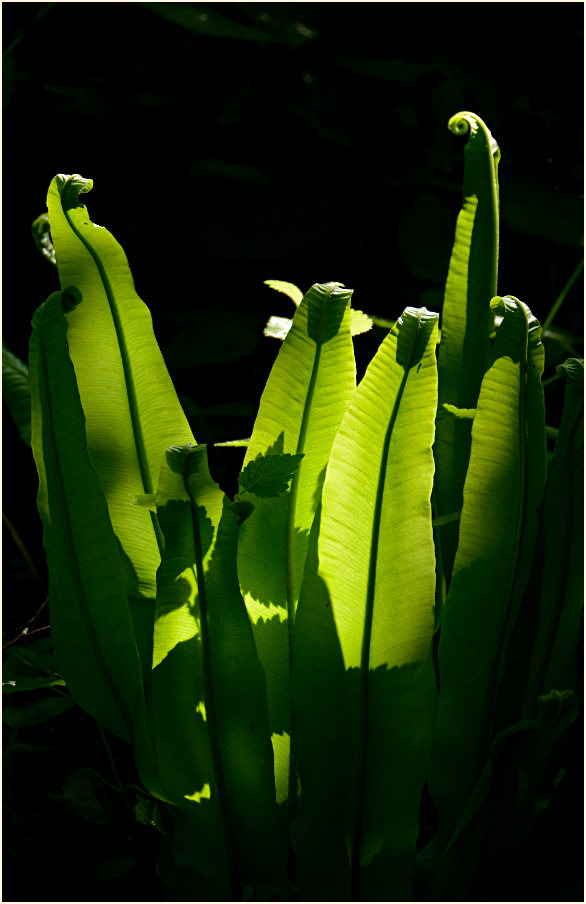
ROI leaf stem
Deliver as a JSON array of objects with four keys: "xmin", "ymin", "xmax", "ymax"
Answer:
[
  {"xmin": 351, "ymin": 366, "xmax": 410, "ymax": 901},
  {"xmin": 3, "ymin": 511, "xmax": 40, "ymax": 580},
  {"xmin": 182, "ymin": 455, "xmax": 240, "ymax": 900},
  {"xmin": 542, "ymin": 258, "xmax": 584, "ymax": 333},
  {"xmin": 97, "ymin": 722, "xmax": 134, "ymax": 811}
]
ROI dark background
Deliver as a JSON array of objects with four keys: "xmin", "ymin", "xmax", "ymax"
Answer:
[{"xmin": 3, "ymin": 3, "xmax": 583, "ymax": 901}]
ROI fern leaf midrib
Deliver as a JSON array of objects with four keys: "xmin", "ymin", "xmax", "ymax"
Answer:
[
  {"xmin": 62, "ymin": 192, "xmax": 164, "ymax": 555},
  {"xmin": 182, "ymin": 461, "xmax": 239, "ymax": 898},
  {"xmin": 284, "ymin": 285, "xmax": 336, "ymax": 866},
  {"xmin": 350, "ymin": 319, "xmax": 422, "ymax": 900}
]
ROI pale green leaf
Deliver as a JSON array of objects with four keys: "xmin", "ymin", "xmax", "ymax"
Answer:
[
  {"xmin": 293, "ymin": 307, "xmax": 439, "ymax": 900},
  {"xmin": 434, "ymin": 112, "xmax": 500, "ymax": 583},
  {"xmin": 46, "ymin": 174, "xmax": 195, "ymax": 613},
  {"xmin": 263, "ymin": 316, "xmax": 292, "ymax": 340},
  {"xmin": 46, "ymin": 174, "xmax": 195, "ymax": 685},
  {"xmin": 237, "ymin": 281, "xmax": 356, "ymax": 825},
  {"xmin": 349, "ymin": 307, "xmax": 373, "ymax": 336},
  {"xmin": 264, "ymin": 308, "xmax": 373, "ymax": 341},
  {"xmin": 264, "ymin": 280, "xmax": 304, "ymax": 307}
]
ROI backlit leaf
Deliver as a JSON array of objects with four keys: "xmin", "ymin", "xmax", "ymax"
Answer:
[
  {"xmin": 428, "ymin": 295, "xmax": 547, "ymax": 855},
  {"xmin": 293, "ymin": 306, "xmax": 439, "ymax": 900},
  {"xmin": 434, "ymin": 112, "xmax": 500, "ymax": 584}
]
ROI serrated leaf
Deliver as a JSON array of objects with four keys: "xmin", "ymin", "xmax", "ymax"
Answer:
[
  {"xmin": 229, "ymin": 499, "xmax": 255, "ymax": 525},
  {"xmin": 264, "ymin": 280, "xmax": 304, "ymax": 307},
  {"xmin": 349, "ymin": 308, "xmax": 373, "ymax": 336},
  {"xmin": 239, "ymin": 453, "xmax": 304, "ymax": 498},
  {"xmin": 264, "ymin": 308, "xmax": 372, "ymax": 342},
  {"xmin": 263, "ymin": 316, "xmax": 293, "ymax": 340}
]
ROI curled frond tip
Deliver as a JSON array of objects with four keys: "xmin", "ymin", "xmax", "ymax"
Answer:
[{"xmin": 448, "ymin": 111, "xmax": 478, "ymax": 138}]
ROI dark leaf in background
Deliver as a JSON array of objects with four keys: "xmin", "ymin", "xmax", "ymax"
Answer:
[
  {"xmin": 59, "ymin": 767, "xmax": 112, "ymax": 827},
  {"xmin": 97, "ymin": 857, "xmax": 139, "ymax": 881},
  {"xmin": 163, "ymin": 307, "xmax": 261, "ymax": 367},
  {"xmin": 399, "ymin": 193, "xmax": 456, "ymax": 283},
  {"xmin": 501, "ymin": 176, "xmax": 583, "ymax": 246},
  {"xmin": 3, "ymin": 693, "xmax": 75, "ymax": 728},
  {"xmin": 198, "ymin": 179, "xmax": 348, "ymax": 262}
]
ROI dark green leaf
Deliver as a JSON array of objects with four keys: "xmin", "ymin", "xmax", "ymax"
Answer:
[
  {"xmin": 239, "ymin": 453, "xmax": 304, "ymax": 498},
  {"xmin": 97, "ymin": 858, "xmax": 138, "ymax": 880},
  {"xmin": 3, "ymin": 693, "xmax": 74, "ymax": 727},
  {"xmin": 2, "ymin": 342, "xmax": 31, "ymax": 445},
  {"xmin": 428, "ymin": 296, "xmax": 547, "ymax": 855},
  {"xmin": 142, "ymin": 3, "xmax": 274, "ymax": 42}
]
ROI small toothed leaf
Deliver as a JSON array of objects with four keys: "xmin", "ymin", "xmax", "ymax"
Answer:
[
  {"xmin": 265, "ymin": 308, "xmax": 372, "ymax": 342},
  {"xmin": 263, "ymin": 316, "xmax": 293, "ymax": 340},
  {"xmin": 239, "ymin": 452, "xmax": 304, "ymax": 499},
  {"xmin": 264, "ymin": 280, "xmax": 304, "ymax": 307},
  {"xmin": 350, "ymin": 308, "xmax": 373, "ymax": 336},
  {"xmin": 229, "ymin": 499, "xmax": 256, "ymax": 525}
]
